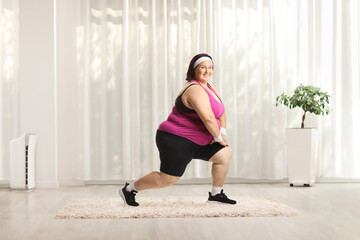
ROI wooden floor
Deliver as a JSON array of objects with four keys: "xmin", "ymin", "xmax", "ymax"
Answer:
[{"xmin": 1, "ymin": 183, "xmax": 360, "ymax": 240}]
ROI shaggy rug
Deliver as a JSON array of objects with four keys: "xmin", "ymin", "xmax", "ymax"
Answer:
[{"xmin": 55, "ymin": 196, "xmax": 298, "ymax": 219}]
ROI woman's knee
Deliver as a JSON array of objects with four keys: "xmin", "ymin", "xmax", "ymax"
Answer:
[
  {"xmin": 210, "ymin": 147, "xmax": 232, "ymax": 164},
  {"xmin": 225, "ymin": 147, "xmax": 232, "ymax": 159},
  {"xmin": 222, "ymin": 147, "xmax": 232, "ymax": 163}
]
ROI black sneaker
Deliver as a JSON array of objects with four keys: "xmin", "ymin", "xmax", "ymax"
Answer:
[
  {"xmin": 119, "ymin": 182, "xmax": 139, "ymax": 207},
  {"xmin": 207, "ymin": 190, "xmax": 237, "ymax": 205}
]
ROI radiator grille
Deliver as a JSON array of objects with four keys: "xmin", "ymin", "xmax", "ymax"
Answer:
[{"xmin": 25, "ymin": 145, "xmax": 28, "ymax": 186}]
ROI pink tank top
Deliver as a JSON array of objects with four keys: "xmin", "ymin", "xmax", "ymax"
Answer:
[{"xmin": 158, "ymin": 80, "xmax": 225, "ymax": 145}]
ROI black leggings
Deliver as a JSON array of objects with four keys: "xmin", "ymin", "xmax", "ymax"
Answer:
[{"xmin": 156, "ymin": 130, "xmax": 226, "ymax": 177}]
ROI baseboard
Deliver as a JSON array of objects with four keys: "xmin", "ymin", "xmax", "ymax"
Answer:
[
  {"xmin": 316, "ymin": 178, "xmax": 360, "ymax": 183},
  {"xmin": 36, "ymin": 180, "xmax": 59, "ymax": 188},
  {"xmin": 1, "ymin": 179, "xmax": 59, "ymax": 188},
  {"xmin": 3, "ymin": 178, "xmax": 360, "ymax": 188},
  {"xmin": 84, "ymin": 177, "xmax": 360, "ymax": 185},
  {"xmin": 0, "ymin": 180, "xmax": 10, "ymax": 189},
  {"xmin": 85, "ymin": 178, "xmax": 290, "ymax": 185},
  {"xmin": 58, "ymin": 178, "xmax": 85, "ymax": 186},
  {"xmin": 177, "ymin": 178, "xmax": 290, "ymax": 184},
  {"xmin": 85, "ymin": 180, "xmax": 124, "ymax": 185}
]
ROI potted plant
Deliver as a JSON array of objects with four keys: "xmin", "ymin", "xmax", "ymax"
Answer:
[{"xmin": 275, "ymin": 84, "xmax": 331, "ymax": 187}]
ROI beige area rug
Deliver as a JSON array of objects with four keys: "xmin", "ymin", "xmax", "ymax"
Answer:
[{"xmin": 55, "ymin": 196, "xmax": 298, "ymax": 219}]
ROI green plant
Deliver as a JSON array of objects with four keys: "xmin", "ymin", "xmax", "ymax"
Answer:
[{"xmin": 275, "ymin": 84, "xmax": 331, "ymax": 128}]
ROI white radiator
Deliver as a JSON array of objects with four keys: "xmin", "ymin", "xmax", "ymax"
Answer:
[{"xmin": 10, "ymin": 134, "xmax": 37, "ymax": 190}]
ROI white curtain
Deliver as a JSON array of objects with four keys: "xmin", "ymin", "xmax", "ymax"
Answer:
[
  {"xmin": 0, "ymin": 0, "xmax": 18, "ymax": 183},
  {"xmin": 71, "ymin": 0, "xmax": 360, "ymax": 181},
  {"xmin": 274, "ymin": 0, "xmax": 360, "ymax": 178}
]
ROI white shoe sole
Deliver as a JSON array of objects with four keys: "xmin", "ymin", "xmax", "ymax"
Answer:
[{"xmin": 118, "ymin": 189, "xmax": 127, "ymax": 205}]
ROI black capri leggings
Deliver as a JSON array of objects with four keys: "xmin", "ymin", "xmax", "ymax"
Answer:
[{"xmin": 156, "ymin": 130, "xmax": 226, "ymax": 177}]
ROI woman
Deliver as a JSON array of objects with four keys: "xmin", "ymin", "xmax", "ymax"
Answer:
[{"xmin": 119, "ymin": 53, "xmax": 236, "ymax": 206}]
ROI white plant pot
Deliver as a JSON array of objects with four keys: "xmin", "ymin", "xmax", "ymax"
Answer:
[{"xmin": 285, "ymin": 128, "xmax": 318, "ymax": 187}]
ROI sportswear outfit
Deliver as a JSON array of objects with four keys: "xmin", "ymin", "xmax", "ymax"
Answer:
[
  {"xmin": 157, "ymin": 79, "xmax": 226, "ymax": 177},
  {"xmin": 119, "ymin": 79, "xmax": 237, "ymax": 206}
]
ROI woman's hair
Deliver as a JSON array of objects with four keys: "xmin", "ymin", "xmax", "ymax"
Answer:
[{"xmin": 185, "ymin": 53, "xmax": 213, "ymax": 81}]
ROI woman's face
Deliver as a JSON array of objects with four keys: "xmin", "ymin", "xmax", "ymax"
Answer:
[{"xmin": 194, "ymin": 60, "xmax": 213, "ymax": 83}]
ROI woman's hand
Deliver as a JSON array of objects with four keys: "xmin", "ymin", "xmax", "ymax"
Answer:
[
  {"xmin": 221, "ymin": 133, "xmax": 227, "ymax": 143},
  {"xmin": 209, "ymin": 137, "xmax": 228, "ymax": 147},
  {"xmin": 219, "ymin": 140, "xmax": 228, "ymax": 147}
]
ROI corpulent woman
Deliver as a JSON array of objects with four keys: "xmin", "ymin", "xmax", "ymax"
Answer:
[{"xmin": 119, "ymin": 53, "xmax": 236, "ymax": 206}]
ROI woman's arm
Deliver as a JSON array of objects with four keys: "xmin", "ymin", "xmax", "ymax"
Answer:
[
  {"xmin": 208, "ymin": 83, "xmax": 227, "ymax": 142},
  {"xmin": 207, "ymin": 82, "xmax": 226, "ymax": 128},
  {"xmin": 218, "ymin": 113, "xmax": 227, "ymax": 144},
  {"xmin": 219, "ymin": 112, "xmax": 226, "ymax": 128},
  {"xmin": 183, "ymin": 86, "xmax": 227, "ymax": 146}
]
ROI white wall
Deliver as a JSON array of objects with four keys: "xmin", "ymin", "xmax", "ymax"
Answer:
[{"xmin": 19, "ymin": 0, "xmax": 58, "ymax": 187}]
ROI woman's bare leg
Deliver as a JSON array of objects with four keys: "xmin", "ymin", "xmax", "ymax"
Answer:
[
  {"xmin": 134, "ymin": 171, "xmax": 180, "ymax": 191},
  {"xmin": 209, "ymin": 147, "xmax": 232, "ymax": 187}
]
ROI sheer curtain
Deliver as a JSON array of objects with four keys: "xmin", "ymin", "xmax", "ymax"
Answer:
[
  {"xmin": 274, "ymin": 0, "xmax": 360, "ymax": 178},
  {"xmin": 0, "ymin": 0, "xmax": 18, "ymax": 183},
  {"xmin": 70, "ymin": 0, "xmax": 359, "ymax": 182}
]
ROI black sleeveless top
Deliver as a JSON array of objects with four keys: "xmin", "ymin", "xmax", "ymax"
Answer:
[{"xmin": 175, "ymin": 84, "xmax": 197, "ymax": 114}]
